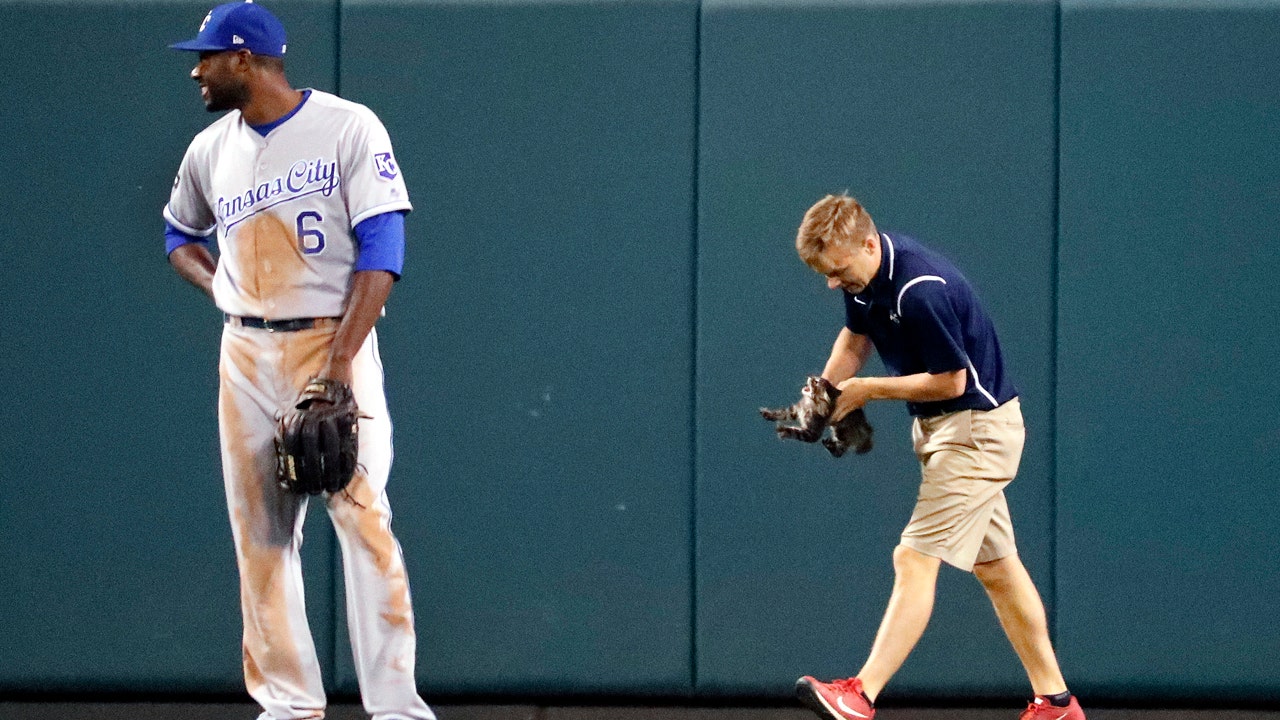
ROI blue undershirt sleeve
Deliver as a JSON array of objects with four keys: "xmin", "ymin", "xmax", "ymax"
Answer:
[
  {"xmin": 353, "ymin": 211, "xmax": 407, "ymax": 278},
  {"xmin": 165, "ymin": 220, "xmax": 210, "ymax": 256}
]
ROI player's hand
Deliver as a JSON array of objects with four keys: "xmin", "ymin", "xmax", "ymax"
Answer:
[
  {"xmin": 318, "ymin": 357, "xmax": 354, "ymax": 386},
  {"xmin": 833, "ymin": 377, "xmax": 871, "ymax": 420}
]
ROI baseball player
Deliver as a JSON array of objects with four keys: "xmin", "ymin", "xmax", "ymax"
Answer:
[
  {"xmin": 786, "ymin": 195, "xmax": 1086, "ymax": 720},
  {"xmin": 162, "ymin": 3, "xmax": 434, "ymax": 719}
]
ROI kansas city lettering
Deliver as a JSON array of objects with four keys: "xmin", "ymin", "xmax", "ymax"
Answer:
[{"xmin": 217, "ymin": 158, "xmax": 339, "ymax": 223}]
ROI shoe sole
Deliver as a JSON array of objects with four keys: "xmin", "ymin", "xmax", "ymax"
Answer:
[{"xmin": 795, "ymin": 678, "xmax": 850, "ymax": 720}]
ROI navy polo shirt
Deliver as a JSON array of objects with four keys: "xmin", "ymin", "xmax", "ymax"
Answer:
[{"xmin": 843, "ymin": 232, "xmax": 1017, "ymax": 417}]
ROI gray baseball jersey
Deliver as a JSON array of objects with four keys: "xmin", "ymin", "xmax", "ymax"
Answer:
[{"xmin": 165, "ymin": 89, "xmax": 411, "ymax": 319}]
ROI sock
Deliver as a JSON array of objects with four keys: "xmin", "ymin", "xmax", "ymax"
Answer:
[{"xmin": 1042, "ymin": 691, "xmax": 1072, "ymax": 707}]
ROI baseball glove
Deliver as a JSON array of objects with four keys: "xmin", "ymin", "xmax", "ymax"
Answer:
[
  {"xmin": 275, "ymin": 377, "xmax": 363, "ymax": 496},
  {"xmin": 760, "ymin": 375, "xmax": 841, "ymax": 443}
]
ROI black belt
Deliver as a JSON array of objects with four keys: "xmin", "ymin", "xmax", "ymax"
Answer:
[{"xmin": 223, "ymin": 314, "xmax": 341, "ymax": 332}]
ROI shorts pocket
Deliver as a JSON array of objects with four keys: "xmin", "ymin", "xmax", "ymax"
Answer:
[
  {"xmin": 918, "ymin": 409, "xmax": 979, "ymax": 455},
  {"xmin": 970, "ymin": 408, "xmax": 1025, "ymax": 480}
]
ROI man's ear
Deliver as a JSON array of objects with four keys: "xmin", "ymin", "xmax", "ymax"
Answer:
[{"xmin": 232, "ymin": 49, "xmax": 254, "ymax": 72}]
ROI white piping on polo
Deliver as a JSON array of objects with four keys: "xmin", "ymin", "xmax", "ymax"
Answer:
[
  {"xmin": 966, "ymin": 358, "xmax": 999, "ymax": 407},
  {"xmin": 883, "ymin": 233, "xmax": 895, "ymax": 280},
  {"xmin": 853, "ymin": 297, "xmax": 867, "ymax": 305},
  {"xmin": 896, "ymin": 275, "xmax": 946, "ymax": 317},
  {"xmin": 897, "ymin": 273, "xmax": 997, "ymax": 406},
  {"xmin": 892, "ymin": 268, "xmax": 1000, "ymax": 409}
]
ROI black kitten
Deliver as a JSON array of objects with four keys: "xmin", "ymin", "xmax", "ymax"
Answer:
[
  {"xmin": 761, "ymin": 375, "xmax": 874, "ymax": 456},
  {"xmin": 760, "ymin": 375, "xmax": 840, "ymax": 443}
]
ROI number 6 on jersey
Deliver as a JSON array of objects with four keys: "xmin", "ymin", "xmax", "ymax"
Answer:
[{"xmin": 297, "ymin": 211, "xmax": 325, "ymax": 254}]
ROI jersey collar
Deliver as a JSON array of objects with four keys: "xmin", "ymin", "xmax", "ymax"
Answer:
[
  {"xmin": 855, "ymin": 232, "xmax": 897, "ymax": 304},
  {"xmin": 247, "ymin": 88, "xmax": 313, "ymax": 137}
]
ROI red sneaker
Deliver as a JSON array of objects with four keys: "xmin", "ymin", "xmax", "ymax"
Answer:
[
  {"xmin": 1019, "ymin": 696, "xmax": 1086, "ymax": 720},
  {"xmin": 796, "ymin": 676, "xmax": 875, "ymax": 720}
]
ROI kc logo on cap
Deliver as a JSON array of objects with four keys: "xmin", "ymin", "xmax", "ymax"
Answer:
[{"xmin": 169, "ymin": 1, "xmax": 288, "ymax": 57}]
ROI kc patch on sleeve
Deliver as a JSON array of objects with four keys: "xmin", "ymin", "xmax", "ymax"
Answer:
[{"xmin": 373, "ymin": 152, "xmax": 399, "ymax": 180}]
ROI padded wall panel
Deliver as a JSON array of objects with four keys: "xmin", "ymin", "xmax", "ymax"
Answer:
[
  {"xmin": 0, "ymin": 0, "xmax": 340, "ymax": 692},
  {"xmin": 1057, "ymin": 0, "xmax": 1280, "ymax": 700},
  {"xmin": 697, "ymin": 0, "xmax": 1058, "ymax": 698},
  {"xmin": 339, "ymin": 0, "xmax": 699, "ymax": 696}
]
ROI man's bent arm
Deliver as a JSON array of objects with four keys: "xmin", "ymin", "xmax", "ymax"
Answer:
[
  {"xmin": 850, "ymin": 370, "xmax": 966, "ymax": 403},
  {"xmin": 169, "ymin": 243, "xmax": 217, "ymax": 300},
  {"xmin": 834, "ymin": 369, "xmax": 967, "ymax": 419},
  {"xmin": 320, "ymin": 270, "xmax": 395, "ymax": 385},
  {"xmin": 822, "ymin": 327, "xmax": 874, "ymax": 385}
]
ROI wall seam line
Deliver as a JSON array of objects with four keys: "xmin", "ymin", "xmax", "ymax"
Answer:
[
  {"xmin": 1050, "ymin": 0, "xmax": 1063, "ymax": 646},
  {"xmin": 688, "ymin": 0, "xmax": 703, "ymax": 699}
]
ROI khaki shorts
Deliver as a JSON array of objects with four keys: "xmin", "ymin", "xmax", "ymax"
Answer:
[{"xmin": 899, "ymin": 398, "xmax": 1025, "ymax": 572}]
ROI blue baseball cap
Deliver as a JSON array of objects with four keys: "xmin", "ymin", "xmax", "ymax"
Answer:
[{"xmin": 170, "ymin": 1, "xmax": 287, "ymax": 57}]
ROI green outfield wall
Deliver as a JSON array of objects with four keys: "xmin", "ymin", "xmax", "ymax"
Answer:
[{"xmin": 0, "ymin": 0, "xmax": 1275, "ymax": 704}]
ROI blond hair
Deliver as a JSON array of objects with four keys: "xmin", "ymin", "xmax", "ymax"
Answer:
[{"xmin": 795, "ymin": 193, "xmax": 876, "ymax": 266}]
